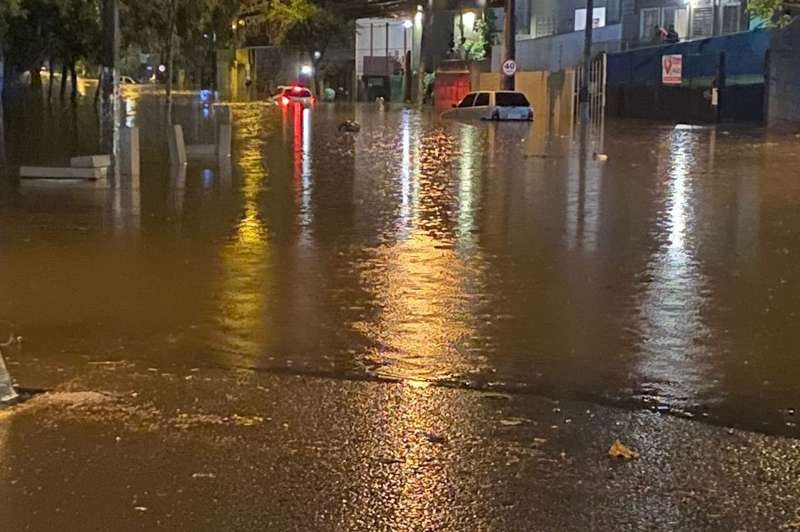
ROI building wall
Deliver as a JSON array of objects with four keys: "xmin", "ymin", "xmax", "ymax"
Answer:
[
  {"xmin": 768, "ymin": 19, "xmax": 800, "ymax": 127},
  {"xmin": 517, "ymin": 0, "xmax": 621, "ymax": 38},
  {"xmin": 355, "ymin": 18, "xmax": 411, "ymax": 77},
  {"xmin": 623, "ymin": 0, "xmax": 746, "ymax": 49},
  {"xmin": 494, "ymin": 23, "xmax": 623, "ymax": 72}
]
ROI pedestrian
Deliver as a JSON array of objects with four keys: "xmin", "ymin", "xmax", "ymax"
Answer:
[
  {"xmin": 666, "ymin": 25, "xmax": 680, "ymax": 44},
  {"xmin": 652, "ymin": 25, "xmax": 667, "ymax": 45}
]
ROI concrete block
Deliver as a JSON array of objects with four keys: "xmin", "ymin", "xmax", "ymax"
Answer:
[
  {"xmin": 20, "ymin": 166, "xmax": 109, "ymax": 180},
  {"xmin": 168, "ymin": 124, "xmax": 187, "ymax": 166},
  {"xmin": 120, "ymin": 127, "xmax": 140, "ymax": 176},
  {"xmin": 216, "ymin": 105, "xmax": 232, "ymax": 124},
  {"xmin": 70, "ymin": 155, "xmax": 111, "ymax": 168},
  {"xmin": 218, "ymin": 123, "xmax": 232, "ymax": 165}
]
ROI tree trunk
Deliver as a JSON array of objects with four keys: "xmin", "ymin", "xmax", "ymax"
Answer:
[
  {"xmin": 0, "ymin": 48, "xmax": 5, "ymax": 97},
  {"xmin": 94, "ymin": 68, "xmax": 102, "ymax": 104},
  {"xmin": 166, "ymin": 35, "xmax": 174, "ymax": 102},
  {"xmin": 30, "ymin": 64, "xmax": 43, "ymax": 90},
  {"xmin": 48, "ymin": 57, "xmax": 55, "ymax": 100},
  {"xmin": 165, "ymin": 0, "xmax": 177, "ymax": 104},
  {"xmin": 70, "ymin": 61, "xmax": 78, "ymax": 101},
  {"xmin": 60, "ymin": 63, "xmax": 68, "ymax": 99},
  {"xmin": 0, "ymin": 89, "xmax": 6, "ymax": 171}
]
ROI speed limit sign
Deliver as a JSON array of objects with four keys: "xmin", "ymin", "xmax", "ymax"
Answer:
[{"xmin": 502, "ymin": 59, "xmax": 517, "ymax": 77}]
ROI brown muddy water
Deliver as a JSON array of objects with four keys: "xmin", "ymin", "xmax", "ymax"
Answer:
[{"xmin": 1, "ymin": 87, "xmax": 799, "ymax": 435}]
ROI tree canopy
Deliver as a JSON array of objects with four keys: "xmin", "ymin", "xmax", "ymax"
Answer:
[{"xmin": 748, "ymin": 0, "xmax": 800, "ymax": 27}]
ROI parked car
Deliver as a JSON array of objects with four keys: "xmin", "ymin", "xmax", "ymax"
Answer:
[
  {"xmin": 272, "ymin": 84, "xmax": 315, "ymax": 107},
  {"xmin": 441, "ymin": 91, "xmax": 534, "ymax": 122}
]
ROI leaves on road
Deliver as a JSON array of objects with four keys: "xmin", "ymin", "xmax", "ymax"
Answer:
[{"xmin": 608, "ymin": 439, "xmax": 639, "ymax": 460}]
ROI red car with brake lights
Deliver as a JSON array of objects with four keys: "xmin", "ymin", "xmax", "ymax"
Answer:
[{"xmin": 272, "ymin": 83, "xmax": 315, "ymax": 107}]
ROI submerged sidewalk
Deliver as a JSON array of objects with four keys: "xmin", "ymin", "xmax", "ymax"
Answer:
[{"xmin": 0, "ymin": 360, "xmax": 798, "ymax": 531}]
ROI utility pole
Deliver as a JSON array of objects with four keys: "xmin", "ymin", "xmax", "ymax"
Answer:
[
  {"xmin": 580, "ymin": 0, "xmax": 595, "ymax": 125},
  {"xmin": 101, "ymin": 0, "xmax": 120, "ymax": 156},
  {"xmin": 502, "ymin": 0, "xmax": 516, "ymax": 90},
  {"xmin": 416, "ymin": 4, "xmax": 430, "ymax": 106}
]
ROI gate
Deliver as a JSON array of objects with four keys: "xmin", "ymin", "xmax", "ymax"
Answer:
[{"xmin": 574, "ymin": 52, "xmax": 607, "ymax": 125}]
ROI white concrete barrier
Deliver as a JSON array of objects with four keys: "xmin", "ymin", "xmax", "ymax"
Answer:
[
  {"xmin": 121, "ymin": 127, "xmax": 140, "ymax": 177},
  {"xmin": 70, "ymin": 155, "xmax": 112, "ymax": 168},
  {"xmin": 168, "ymin": 124, "xmax": 187, "ymax": 166},
  {"xmin": 20, "ymin": 166, "xmax": 109, "ymax": 179},
  {"xmin": 218, "ymin": 124, "xmax": 232, "ymax": 164}
]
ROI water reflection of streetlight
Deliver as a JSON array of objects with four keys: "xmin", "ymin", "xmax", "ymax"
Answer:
[
  {"xmin": 213, "ymin": 105, "xmax": 270, "ymax": 364},
  {"xmin": 635, "ymin": 129, "xmax": 714, "ymax": 410}
]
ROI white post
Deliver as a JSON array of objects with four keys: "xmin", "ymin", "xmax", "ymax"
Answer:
[
  {"xmin": 218, "ymin": 124, "xmax": 232, "ymax": 166},
  {"xmin": 120, "ymin": 127, "xmax": 140, "ymax": 176},
  {"xmin": 168, "ymin": 124, "xmax": 187, "ymax": 166}
]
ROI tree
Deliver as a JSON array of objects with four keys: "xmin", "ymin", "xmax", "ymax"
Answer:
[
  {"xmin": 747, "ymin": 0, "xmax": 800, "ymax": 27},
  {"xmin": 463, "ymin": 10, "xmax": 499, "ymax": 61},
  {"xmin": 283, "ymin": 0, "xmax": 352, "ymax": 94},
  {"xmin": 53, "ymin": 0, "xmax": 101, "ymax": 100},
  {"xmin": 0, "ymin": 0, "xmax": 22, "ymax": 93}
]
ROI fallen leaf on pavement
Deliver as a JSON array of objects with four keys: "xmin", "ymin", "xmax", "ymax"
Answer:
[{"xmin": 608, "ymin": 439, "xmax": 639, "ymax": 460}]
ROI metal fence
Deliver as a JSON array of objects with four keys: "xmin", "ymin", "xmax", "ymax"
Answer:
[{"xmin": 574, "ymin": 53, "xmax": 607, "ymax": 126}]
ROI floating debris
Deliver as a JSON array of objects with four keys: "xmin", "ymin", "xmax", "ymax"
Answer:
[
  {"xmin": 608, "ymin": 439, "xmax": 639, "ymax": 460},
  {"xmin": 338, "ymin": 120, "xmax": 361, "ymax": 133},
  {"xmin": 424, "ymin": 432, "xmax": 447, "ymax": 444},
  {"xmin": 500, "ymin": 417, "xmax": 530, "ymax": 427}
]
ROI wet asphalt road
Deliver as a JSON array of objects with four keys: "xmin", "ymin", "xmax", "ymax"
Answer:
[
  {"xmin": 1, "ymin": 360, "xmax": 800, "ymax": 531},
  {"xmin": 1, "ymin": 87, "xmax": 800, "ymax": 529}
]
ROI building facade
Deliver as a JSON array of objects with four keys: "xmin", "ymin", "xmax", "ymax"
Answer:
[{"xmin": 513, "ymin": 0, "xmax": 748, "ymax": 52}]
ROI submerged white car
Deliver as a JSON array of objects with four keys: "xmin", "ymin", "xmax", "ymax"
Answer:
[{"xmin": 442, "ymin": 91, "xmax": 534, "ymax": 122}]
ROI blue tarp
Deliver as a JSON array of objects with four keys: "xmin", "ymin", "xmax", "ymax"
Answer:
[{"xmin": 607, "ymin": 30, "xmax": 771, "ymax": 86}]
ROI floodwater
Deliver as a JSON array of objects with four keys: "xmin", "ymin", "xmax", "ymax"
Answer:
[{"xmin": 1, "ymin": 86, "xmax": 799, "ymax": 435}]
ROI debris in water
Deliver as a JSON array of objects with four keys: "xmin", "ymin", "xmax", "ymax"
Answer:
[
  {"xmin": 134, "ymin": 506, "xmax": 148, "ymax": 512},
  {"xmin": 608, "ymin": 440, "xmax": 639, "ymax": 460},
  {"xmin": 192, "ymin": 472, "xmax": 216, "ymax": 479},
  {"xmin": 500, "ymin": 417, "xmax": 529, "ymax": 427},
  {"xmin": 424, "ymin": 432, "xmax": 447, "ymax": 444},
  {"xmin": 593, "ymin": 153, "xmax": 609, "ymax": 162},
  {"xmin": 338, "ymin": 120, "xmax": 361, "ymax": 133},
  {"xmin": 480, "ymin": 392, "xmax": 513, "ymax": 401}
]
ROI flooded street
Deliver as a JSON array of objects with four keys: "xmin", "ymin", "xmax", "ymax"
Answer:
[{"xmin": 1, "ymin": 88, "xmax": 800, "ymax": 435}]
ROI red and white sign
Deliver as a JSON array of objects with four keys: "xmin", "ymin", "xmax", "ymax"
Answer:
[
  {"xmin": 662, "ymin": 55, "xmax": 683, "ymax": 85},
  {"xmin": 502, "ymin": 59, "xmax": 517, "ymax": 77}
]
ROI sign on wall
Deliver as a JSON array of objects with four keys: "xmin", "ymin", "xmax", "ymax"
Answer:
[{"xmin": 662, "ymin": 55, "xmax": 683, "ymax": 85}]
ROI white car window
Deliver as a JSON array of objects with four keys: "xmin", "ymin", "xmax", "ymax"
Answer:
[
  {"xmin": 458, "ymin": 93, "xmax": 477, "ymax": 108},
  {"xmin": 496, "ymin": 92, "xmax": 530, "ymax": 107}
]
